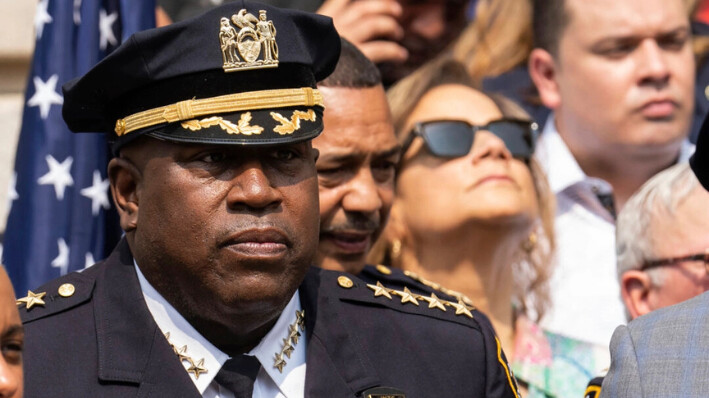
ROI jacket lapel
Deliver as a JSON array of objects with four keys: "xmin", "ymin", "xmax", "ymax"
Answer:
[
  {"xmin": 301, "ymin": 268, "xmax": 382, "ymax": 397},
  {"xmin": 93, "ymin": 239, "xmax": 201, "ymax": 397}
]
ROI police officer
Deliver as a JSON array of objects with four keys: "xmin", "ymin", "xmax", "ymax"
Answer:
[{"xmin": 17, "ymin": 2, "xmax": 519, "ymax": 397}]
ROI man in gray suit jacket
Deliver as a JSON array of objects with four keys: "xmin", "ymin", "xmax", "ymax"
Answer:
[
  {"xmin": 600, "ymin": 292, "xmax": 709, "ymax": 397},
  {"xmin": 600, "ymin": 118, "xmax": 709, "ymax": 397}
]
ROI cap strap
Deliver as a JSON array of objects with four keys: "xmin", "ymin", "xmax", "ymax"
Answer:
[{"xmin": 114, "ymin": 87, "xmax": 324, "ymax": 136}]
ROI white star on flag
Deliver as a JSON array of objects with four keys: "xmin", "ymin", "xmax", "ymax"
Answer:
[
  {"xmin": 73, "ymin": 0, "xmax": 82, "ymax": 25},
  {"xmin": 81, "ymin": 170, "xmax": 110, "ymax": 215},
  {"xmin": 27, "ymin": 74, "xmax": 63, "ymax": 120},
  {"xmin": 99, "ymin": 9, "xmax": 118, "ymax": 50},
  {"xmin": 38, "ymin": 155, "xmax": 74, "ymax": 200},
  {"xmin": 84, "ymin": 252, "xmax": 95, "ymax": 270},
  {"xmin": 34, "ymin": 0, "xmax": 53, "ymax": 40},
  {"xmin": 7, "ymin": 172, "xmax": 18, "ymax": 214},
  {"xmin": 51, "ymin": 238, "xmax": 70, "ymax": 276}
]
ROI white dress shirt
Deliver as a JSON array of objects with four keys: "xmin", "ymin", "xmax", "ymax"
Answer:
[
  {"xmin": 535, "ymin": 114, "xmax": 694, "ymax": 350},
  {"xmin": 134, "ymin": 263, "xmax": 307, "ymax": 398}
]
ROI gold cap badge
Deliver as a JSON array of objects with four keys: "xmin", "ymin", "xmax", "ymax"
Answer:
[{"xmin": 220, "ymin": 9, "xmax": 279, "ymax": 72}]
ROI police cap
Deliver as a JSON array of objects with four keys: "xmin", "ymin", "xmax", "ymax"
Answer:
[{"xmin": 62, "ymin": 0, "xmax": 341, "ymax": 153}]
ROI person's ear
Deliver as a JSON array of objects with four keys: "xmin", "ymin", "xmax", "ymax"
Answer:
[
  {"xmin": 528, "ymin": 48, "xmax": 561, "ymax": 110},
  {"xmin": 108, "ymin": 157, "xmax": 141, "ymax": 232},
  {"xmin": 620, "ymin": 270, "xmax": 654, "ymax": 319}
]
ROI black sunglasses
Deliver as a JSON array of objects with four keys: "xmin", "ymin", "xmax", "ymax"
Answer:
[{"xmin": 401, "ymin": 118, "xmax": 539, "ymax": 161}]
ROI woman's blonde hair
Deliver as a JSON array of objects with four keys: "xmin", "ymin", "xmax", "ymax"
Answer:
[
  {"xmin": 452, "ymin": 0, "xmax": 533, "ymax": 85},
  {"xmin": 374, "ymin": 57, "xmax": 555, "ymax": 321}
]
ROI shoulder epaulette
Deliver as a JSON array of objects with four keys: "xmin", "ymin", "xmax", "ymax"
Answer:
[
  {"xmin": 330, "ymin": 271, "xmax": 481, "ymax": 329},
  {"xmin": 17, "ymin": 270, "xmax": 96, "ymax": 324},
  {"xmin": 366, "ymin": 264, "xmax": 476, "ymax": 308}
]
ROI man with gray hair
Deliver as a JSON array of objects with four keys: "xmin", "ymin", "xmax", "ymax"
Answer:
[
  {"xmin": 616, "ymin": 162, "xmax": 709, "ymax": 321},
  {"xmin": 598, "ymin": 161, "xmax": 709, "ymax": 397}
]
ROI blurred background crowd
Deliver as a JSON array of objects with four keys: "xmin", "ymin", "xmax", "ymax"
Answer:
[{"xmin": 3, "ymin": 0, "xmax": 709, "ymax": 396}]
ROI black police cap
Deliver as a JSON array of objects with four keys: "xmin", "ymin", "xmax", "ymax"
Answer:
[{"xmin": 62, "ymin": 0, "xmax": 341, "ymax": 153}]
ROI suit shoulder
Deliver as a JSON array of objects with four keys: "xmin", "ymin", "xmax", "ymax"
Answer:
[
  {"xmin": 627, "ymin": 291, "xmax": 709, "ymax": 335},
  {"xmin": 18, "ymin": 263, "xmax": 101, "ymax": 324},
  {"xmin": 326, "ymin": 269, "xmax": 485, "ymax": 331}
]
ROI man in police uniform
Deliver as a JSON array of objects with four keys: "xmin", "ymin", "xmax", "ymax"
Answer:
[{"xmin": 17, "ymin": 2, "xmax": 519, "ymax": 397}]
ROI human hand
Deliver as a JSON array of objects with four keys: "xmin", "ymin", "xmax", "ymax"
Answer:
[{"xmin": 317, "ymin": 0, "xmax": 408, "ymax": 64}]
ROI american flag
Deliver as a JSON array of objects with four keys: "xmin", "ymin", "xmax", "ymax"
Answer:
[{"xmin": 4, "ymin": 0, "xmax": 155, "ymax": 293}]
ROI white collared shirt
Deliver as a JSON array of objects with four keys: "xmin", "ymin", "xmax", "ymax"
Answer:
[
  {"xmin": 534, "ymin": 114, "xmax": 694, "ymax": 351},
  {"xmin": 134, "ymin": 263, "xmax": 307, "ymax": 398}
]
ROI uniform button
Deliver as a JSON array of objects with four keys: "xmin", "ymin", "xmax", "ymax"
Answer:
[
  {"xmin": 704, "ymin": 84, "xmax": 709, "ymax": 101},
  {"xmin": 337, "ymin": 276, "xmax": 354, "ymax": 289},
  {"xmin": 58, "ymin": 283, "xmax": 75, "ymax": 297},
  {"xmin": 376, "ymin": 264, "xmax": 392, "ymax": 275}
]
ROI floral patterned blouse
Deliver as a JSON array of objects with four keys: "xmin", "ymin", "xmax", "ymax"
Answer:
[{"xmin": 510, "ymin": 316, "xmax": 611, "ymax": 398}]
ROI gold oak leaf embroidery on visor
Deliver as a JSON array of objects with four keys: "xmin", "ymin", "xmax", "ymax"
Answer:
[
  {"xmin": 270, "ymin": 109, "xmax": 316, "ymax": 135},
  {"xmin": 181, "ymin": 112, "xmax": 264, "ymax": 135}
]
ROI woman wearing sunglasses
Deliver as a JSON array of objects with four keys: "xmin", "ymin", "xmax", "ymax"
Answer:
[{"xmin": 371, "ymin": 59, "xmax": 606, "ymax": 397}]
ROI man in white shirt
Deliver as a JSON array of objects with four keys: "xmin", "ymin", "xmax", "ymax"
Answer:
[{"xmin": 528, "ymin": 0, "xmax": 696, "ymax": 349}]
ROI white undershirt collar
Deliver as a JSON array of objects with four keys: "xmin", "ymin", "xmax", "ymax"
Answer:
[{"xmin": 134, "ymin": 262, "xmax": 307, "ymax": 398}]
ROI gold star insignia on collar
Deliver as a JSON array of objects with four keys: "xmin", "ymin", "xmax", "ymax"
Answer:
[
  {"xmin": 274, "ymin": 352, "xmax": 287, "ymax": 373},
  {"xmin": 394, "ymin": 287, "xmax": 419, "ymax": 306},
  {"xmin": 288, "ymin": 323, "xmax": 301, "ymax": 345},
  {"xmin": 422, "ymin": 293, "xmax": 447, "ymax": 312},
  {"xmin": 163, "ymin": 332, "xmax": 208, "ymax": 380},
  {"xmin": 187, "ymin": 358, "xmax": 208, "ymax": 379},
  {"xmin": 175, "ymin": 345, "xmax": 190, "ymax": 361},
  {"xmin": 16, "ymin": 290, "xmax": 46, "ymax": 310},
  {"xmin": 296, "ymin": 309, "xmax": 305, "ymax": 328},
  {"xmin": 367, "ymin": 281, "xmax": 393, "ymax": 299},
  {"xmin": 274, "ymin": 310, "xmax": 306, "ymax": 373},
  {"xmin": 447, "ymin": 300, "xmax": 474, "ymax": 319},
  {"xmin": 282, "ymin": 337, "xmax": 295, "ymax": 359}
]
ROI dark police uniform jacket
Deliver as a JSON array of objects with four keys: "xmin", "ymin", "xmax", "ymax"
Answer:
[{"xmin": 20, "ymin": 239, "xmax": 519, "ymax": 398}]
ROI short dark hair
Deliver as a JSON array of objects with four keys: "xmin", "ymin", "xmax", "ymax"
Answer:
[
  {"xmin": 318, "ymin": 38, "xmax": 381, "ymax": 88},
  {"xmin": 532, "ymin": 0, "xmax": 569, "ymax": 57}
]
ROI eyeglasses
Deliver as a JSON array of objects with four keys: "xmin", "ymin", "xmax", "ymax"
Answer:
[
  {"xmin": 640, "ymin": 249, "xmax": 709, "ymax": 273},
  {"xmin": 400, "ymin": 118, "xmax": 538, "ymax": 161}
]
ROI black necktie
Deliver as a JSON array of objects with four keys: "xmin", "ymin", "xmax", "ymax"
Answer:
[{"xmin": 214, "ymin": 355, "xmax": 261, "ymax": 398}]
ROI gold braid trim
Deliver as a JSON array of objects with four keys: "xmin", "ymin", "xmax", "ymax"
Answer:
[{"xmin": 114, "ymin": 87, "xmax": 322, "ymax": 136}]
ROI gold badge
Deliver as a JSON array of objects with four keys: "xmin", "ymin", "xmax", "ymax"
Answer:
[
  {"xmin": 361, "ymin": 387, "xmax": 406, "ymax": 398},
  {"xmin": 220, "ymin": 9, "xmax": 279, "ymax": 72}
]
